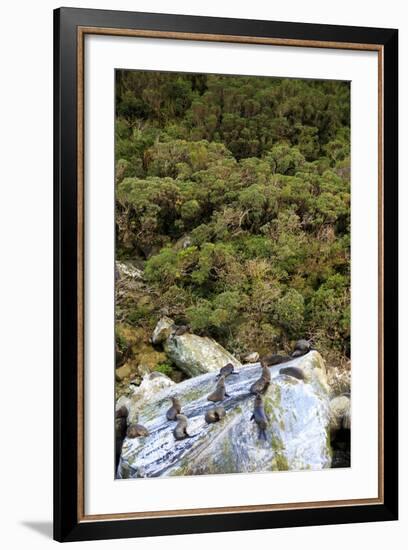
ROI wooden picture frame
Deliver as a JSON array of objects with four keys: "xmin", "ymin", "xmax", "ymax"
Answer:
[{"xmin": 54, "ymin": 7, "xmax": 398, "ymax": 542}]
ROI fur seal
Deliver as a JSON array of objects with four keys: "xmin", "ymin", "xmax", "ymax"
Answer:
[
  {"xmin": 172, "ymin": 324, "xmax": 189, "ymax": 336},
  {"xmin": 250, "ymin": 394, "xmax": 269, "ymax": 440},
  {"xmin": 126, "ymin": 423, "xmax": 149, "ymax": 438},
  {"xmin": 205, "ymin": 406, "xmax": 226, "ymax": 424},
  {"xmin": 291, "ymin": 339, "xmax": 312, "ymax": 357},
  {"xmin": 261, "ymin": 353, "xmax": 291, "ymax": 366},
  {"xmin": 173, "ymin": 414, "xmax": 192, "ymax": 440},
  {"xmin": 166, "ymin": 396, "xmax": 182, "ymax": 421},
  {"xmin": 216, "ymin": 363, "xmax": 239, "ymax": 378},
  {"xmin": 207, "ymin": 375, "xmax": 230, "ymax": 402},
  {"xmin": 250, "ymin": 364, "xmax": 271, "ymax": 395},
  {"xmin": 279, "ymin": 366, "xmax": 306, "ymax": 380},
  {"xmin": 115, "ymin": 406, "xmax": 128, "ymax": 470}
]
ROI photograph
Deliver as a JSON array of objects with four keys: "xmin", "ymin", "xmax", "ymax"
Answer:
[{"xmin": 114, "ymin": 70, "xmax": 352, "ymax": 479}]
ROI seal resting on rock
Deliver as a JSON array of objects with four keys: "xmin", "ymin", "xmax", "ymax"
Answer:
[
  {"xmin": 126, "ymin": 423, "xmax": 149, "ymax": 438},
  {"xmin": 207, "ymin": 375, "xmax": 230, "ymax": 402},
  {"xmin": 166, "ymin": 396, "xmax": 181, "ymax": 421},
  {"xmin": 291, "ymin": 339, "xmax": 312, "ymax": 357},
  {"xmin": 250, "ymin": 363, "xmax": 271, "ymax": 395},
  {"xmin": 115, "ymin": 406, "xmax": 128, "ymax": 471},
  {"xmin": 173, "ymin": 414, "xmax": 192, "ymax": 440},
  {"xmin": 262, "ymin": 353, "xmax": 291, "ymax": 366},
  {"xmin": 251, "ymin": 394, "xmax": 269, "ymax": 440},
  {"xmin": 172, "ymin": 324, "xmax": 189, "ymax": 336},
  {"xmin": 205, "ymin": 405, "xmax": 226, "ymax": 424},
  {"xmin": 279, "ymin": 366, "xmax": 306, "ymax": 381},
  {"xmin": 216, "ymin": 362, "xmax": 239, "ymax": 379}
]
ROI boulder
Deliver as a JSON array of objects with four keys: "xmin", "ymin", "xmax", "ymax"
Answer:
[
  {"xmin": 164, "ymin": 333, "xmax": 242, "ymax": 377},
  {"xmin": 329, "ymin": 395, "xmax": 351, "ymax": 434},
  {"xmin": 115, "ymin": 363, "xmax": 132, "ymax": 381},
  {"xmin": 118, "ymin": 351, "xmax": 332, "ymax": 478},
  {"xmin": 151, "ymin": 316, "xmax": 174, "ymax": 346},
  {"xmin": 116, "ymin": 371, "xmax": 175, "ymax": 425},
  {"xmin": 116, "ymin": 260, "xmax": 144, "ymax": 281},
  {"xmin": 241, "ymin": 351, "xmax": 259, "ymax": 363},
  {"xmin": 327, "ymin": 364, "xmax": 351, "ymax": 397}
]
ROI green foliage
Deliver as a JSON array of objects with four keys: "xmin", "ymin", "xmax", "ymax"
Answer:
[
  {"xmin": 115, "ymin": 70, "xmax": 351, "ymax": 364},
  {"xmin": 155, "ymin": 362, "xmax": 174, "ymax": 376}
]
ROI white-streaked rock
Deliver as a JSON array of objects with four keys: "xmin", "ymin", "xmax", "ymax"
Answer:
[{"xmin": 118, "ymin": 351, "xmax": 332, "ymax": 478}]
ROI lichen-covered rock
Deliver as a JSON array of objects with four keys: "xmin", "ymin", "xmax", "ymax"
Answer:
[
  {"xmin": 164, "ymin": 333, "xmax": 242, "ymax": 377},
  {"xmin": 151, "ymin": 316, "xmax": 175, "ymax": 345},
  {"xmin": 116, "ymin": 260, "xmax": 144, "ymax": 281},
  {"xmin": 329, "ymin": 394, "xmax": 351, "ymax": 434},
  {"xmin": 116, "ymin": 372, "xmax": 175, "ymax": 425},
  {"xmin": 117, "ymin": 351, "xmax": 332, "ymax": 478},
  {"xmin": 241, "ymin": 351, "xmax": 259, "ymax": 363},
  {"xmin": 327, "ymin": 364, "xmax": 351, "ymax": 397}
]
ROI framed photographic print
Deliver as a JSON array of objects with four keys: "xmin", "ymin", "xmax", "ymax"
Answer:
[{"xmin": 54, "ymin": 7, "xmax": 398, "ymax": 542}]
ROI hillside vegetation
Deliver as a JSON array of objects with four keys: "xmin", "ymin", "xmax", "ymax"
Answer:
[{"xmin": 115, "ymin": 71, "xmax": 350, "ymax": 374}]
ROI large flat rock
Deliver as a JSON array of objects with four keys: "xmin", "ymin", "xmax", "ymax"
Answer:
[{"xmin": 118, "ymin": 351, "xmax": 332, "ymax": 478}]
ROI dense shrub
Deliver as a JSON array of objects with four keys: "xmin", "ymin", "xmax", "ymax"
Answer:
[{"xmin": 115, "ymin": 71, "xmax": 350, "ymax": 364}]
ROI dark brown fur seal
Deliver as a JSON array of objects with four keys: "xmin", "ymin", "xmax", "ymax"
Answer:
[
  {"xmin": 173, "ymin": 414, "xmax": 192, "ymax": 440},
  {"xmin": 207, "ymin": 375, "xmax": 230, "ymax": 402},
  {"xmin": 250, "ymin": 364, "xmax": 271, "ymax": 395},
  {"xmin": 166, "ymin": 396, "xmax": 181, "ymax": 421},
  {"xmin": 216, "ymin": 363, "xmax": 239, "ymax": 378},
  {"xmin": 205, "ymin": 406, "xmax": 226, "ymax": 424},
  {"xmin": 279, "ymin": 366, "xmax": 306, "ymax": 380},
  {"xmin": 115, "ymin": 406, "xmax": 128, "ymax": 471},
  {"xmin": 126, "ymin": 423, "xmax": 149, "ymax": 438},
  {"xmin": 291, "ymin": 339, "xmax": 312, "ymax": 357},
  {"xmin": 172, "ymin": 324, "xmax": 189, "ymax": 336},
  {"xmin": 251, "ymin": 394, "xmax": 269, "ymax": 440},
  {"xmin": 262, "ymin": 353, "xmax": 291, "ymax": 366}
]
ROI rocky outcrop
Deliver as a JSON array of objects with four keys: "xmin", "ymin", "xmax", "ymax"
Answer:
[
  {"xmin": 116, "ymin": 371, "xmax": 175, "ymax": 425},
  {"xmin": 151, "ymin": 316, "xmax": 174, "ymax": 346},
  {"xmin": 117, "ymin": 351, "xmax": 332, "ymax": 478},
  {"xmin": 329, "ymin": 394, "xmax": 351, "ymax": 434},
  {"xmin": 241, "ymin": 351, "xmax": 259, "ymax": 363},
  {"xmin": 151, "ymin": 317, "xmax": 242, "ymax": 377},
  {"xmin": 164, "ymin": 333, "xmax": 242, "ymax": 377},
  {"xmin": 327, "ymin": 364, "xmax": 351, "ymax": 397}
]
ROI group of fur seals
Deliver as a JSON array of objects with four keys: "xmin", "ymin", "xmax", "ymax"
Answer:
[
  {"xmin": 116, "ymin": 342, "xmax": 313, "ymax": 465},
  {"xmin": 165, "ymin": 396, "xmax": 194, "ymax": 440},
  {"xmin": 251, "ymin": 394, "xmax": 269, "ymax": 440},
  {"xmin": 207, "ymin": 375, "xmax": 230, "ymax": 402},
  {"xmin": 115, "ymin": 406, "xmax": 149, "ymax": 470},
  {"xmin": 259, "ymin": 339, "xmax": 313, "ymax": 365}
]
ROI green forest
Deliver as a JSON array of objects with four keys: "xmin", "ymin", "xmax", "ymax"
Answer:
[{"xmin": 115, "ymin": 70, "xmax": 350, "ymax": 384}]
